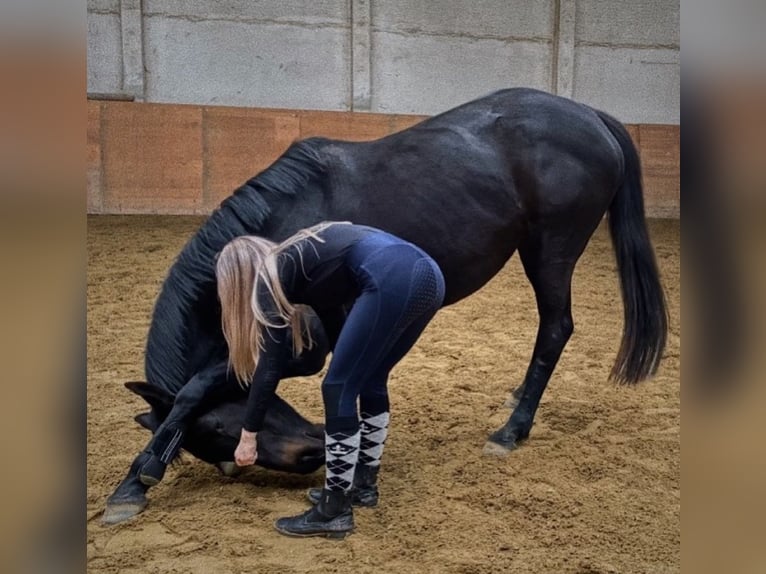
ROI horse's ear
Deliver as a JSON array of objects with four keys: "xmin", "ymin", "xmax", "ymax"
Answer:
[
  {"xmin": 134, "ymin": 411, "xmax": 160, "ymax": 432},
  {"xmin": 125, "ymin": 381, "xmax": 174, "ymax": 410}
]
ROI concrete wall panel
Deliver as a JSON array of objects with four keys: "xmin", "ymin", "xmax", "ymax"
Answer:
[
  {"xmin": 144, "ymin": 0, "xmax": 348, "ymax": 25},
  {"xmin": 87, "ymin": 0, "xmax": 119, "ymax": 12},
  {"xmin": 372, "ymin": 33, "xmax": 551, "ymax": 114},
  {"xmin": 576, "ymin": 0, "xmax": 679, "ymax": 46},
  {"xmin": 87, "ymin": 0, "xmax": 679, "ymax": 124},
  {"xmin": 87, "ymin": 11, "xmax": 122, "ymax": 94},
  {"xmin": 143, "ymin": 16, "xmax": 350, "ymax": 110},
  {"xmin": 372, "ymin": 0, "xmax": 554, "ymax": 40},
  {"xmin": 573, "ymin": 47, "xmax": 679, "ymax": 123}
]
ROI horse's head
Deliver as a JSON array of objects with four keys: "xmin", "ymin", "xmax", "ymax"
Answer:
[{"xmin": 126, "ymin": 382, "xmax": 325, "ymax": 474}]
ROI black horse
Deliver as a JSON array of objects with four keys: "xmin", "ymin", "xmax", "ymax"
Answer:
[{"xmin": 104, "ymin": 88, "xmax": 667, "ymax": 523}]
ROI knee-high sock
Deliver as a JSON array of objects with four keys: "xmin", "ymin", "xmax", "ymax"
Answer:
[
  {"xmin": 324, "ymin": 417, "xmax": 360, "ymax": 492},
  {"xmin": 358, "ymin": 409, "xmax": 390, "ymax": 467}
]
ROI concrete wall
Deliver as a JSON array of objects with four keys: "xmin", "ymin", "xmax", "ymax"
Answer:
[{"xmin": 87, "ymin": 0, "xmax": 679, "ymax": 124}]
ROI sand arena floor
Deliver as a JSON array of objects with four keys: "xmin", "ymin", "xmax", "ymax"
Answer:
[{"xmin": 87, "ymin": 216, "xmax": 680, "ymax": 574}]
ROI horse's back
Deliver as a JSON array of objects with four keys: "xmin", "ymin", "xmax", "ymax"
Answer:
[
  {"xmin": 422, "ymin": 88, "xmax": 623, "ymax": 188},
  {"xmin": 325, "ymin": 88, "xmax": 621, "ymax": 214},
  {"xmin": 313, "ymin": 88, "xmax": 623, "ymax": 302}
]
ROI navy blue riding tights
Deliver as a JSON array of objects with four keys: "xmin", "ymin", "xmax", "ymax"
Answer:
[{"xmin": 320, "ymin": 233, "xmax": 445, "ymax": 491}]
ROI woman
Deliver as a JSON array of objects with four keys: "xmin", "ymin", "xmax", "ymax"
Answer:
[{"xmin": 216, "ymin": 221, "xmax": 445, "ymax": 538}]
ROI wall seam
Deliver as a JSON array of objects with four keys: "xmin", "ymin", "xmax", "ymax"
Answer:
[
  {"xmin": 119, "ymin": 0, "xmax": 146, "ymax": 100},
  {"xmin": 554, "ymin": 0, "xmax": 576, "ymax": 98},
  {"xmin": 351, "ymin": 0, "xmax": 372, "ymax": 111},
  {"xmin": 201, "ymin": 107, "xmax": 211, "ymax": 210},
  {"xmin": 551, "ymin": 0, "xmax": 560, "ymax": 94},
  {"xmin": 98, "ymin": 103, "xmax": 107, "ymax": 213}
]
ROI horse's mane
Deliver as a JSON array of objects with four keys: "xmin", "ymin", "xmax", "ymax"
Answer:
[{"xmin": 144, "ymin": 139, "xmax": 327, "ymax": 394}]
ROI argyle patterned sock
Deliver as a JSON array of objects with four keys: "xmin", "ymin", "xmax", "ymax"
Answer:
[
  {"xmin": 324, "ymin": 425, "xmax": 361, "ymax": 492},
  {"xmin": 358, "ymin": 410, "xmax": 390, "ymax": 467}
]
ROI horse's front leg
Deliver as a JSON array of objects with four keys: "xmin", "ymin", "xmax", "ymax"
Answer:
[
  {"xmin": 103, "ymin": 362, "xmax": 234, "ymax": 524},
  {"xmin": 101, "ymin": 452, "xmax": 153, "ymax": 524},
  {"xmin": 136, "ymin": 361, "xmax": 233, "ymax": 486},
  {"xmin": 103, "ymin": 362, "xmax": 235, "ymax": 524}
]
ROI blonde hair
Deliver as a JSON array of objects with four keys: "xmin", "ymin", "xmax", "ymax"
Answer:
[{"xmin": 216, "ymin": 221, "xmax": 348, "ymax": 385}]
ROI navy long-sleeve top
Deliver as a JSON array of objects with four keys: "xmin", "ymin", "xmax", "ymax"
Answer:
[{"xmin": 243, "ymin": 223, "xmax": 377, "ymax": 431}]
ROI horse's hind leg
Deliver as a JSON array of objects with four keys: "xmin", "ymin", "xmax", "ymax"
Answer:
[
  {"xmin": 485, "ymin": 238, "xmax": 578, "ymax": 455},
  {"xmin": 503, "ymin": 383, "xmax": 526, "ymax": 409}
]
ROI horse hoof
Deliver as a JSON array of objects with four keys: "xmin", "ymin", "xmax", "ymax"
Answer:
[
  {"xmin": 102, "ymin": 500, "xmax": 147, "ymax": 525},
  {"xmin": 482, "ymin": 440, "xmax": 515, "ymax": 457},
  {"xmin": 215, "ymin": 461, "xmax": 242, "ymax": 477}
]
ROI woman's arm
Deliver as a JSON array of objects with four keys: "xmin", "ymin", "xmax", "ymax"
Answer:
[
  {"xmin": 242, "ymin": 324, "xmax": 290, "ymax": 433},
  {"xmin": 234, "ymin": 324, "xmax": 290, "ymax": 466},
  {"xmin": 234, "ymin": 249, "xmax": 297, "ymax": 465}
]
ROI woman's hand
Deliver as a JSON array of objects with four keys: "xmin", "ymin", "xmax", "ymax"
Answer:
[{"xmin": 235, "ymin": 429, "xmax": 258, "ymax": 467}]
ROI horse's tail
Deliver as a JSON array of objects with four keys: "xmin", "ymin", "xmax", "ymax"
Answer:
[{"xmin": 596, "ymin": 110, "xmax": 668, "ymax": 384}]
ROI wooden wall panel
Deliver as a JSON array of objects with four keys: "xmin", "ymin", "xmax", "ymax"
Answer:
[
  {"xmin": 101, "ymin": 102, "xmax": 203, "ymax": 213},
  {"xmin": 203, "ymin": 107, "xmax": 300, "ymax": 209},
  {"xmin": 299, "ymin": 111, "xmax": 395, "ymax": 142},
  {"xmin": 391, "ymin": 114, "xmax": 428, "ymax": 134},
  {"xmin": 87, "ymin": 101, "xmax": 679, "ymax": 218},
  {"xmin": 86, "ymin": 101, "xmax": 103, "ymax": 213},
  {"xmin": 638, "ymin": 125, "xmax": 680, "ymax": 218}
]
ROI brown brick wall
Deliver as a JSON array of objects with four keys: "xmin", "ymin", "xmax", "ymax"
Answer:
[{"xmin": 87, "ymin": 100, "xmax": 679, "ymax": 218}]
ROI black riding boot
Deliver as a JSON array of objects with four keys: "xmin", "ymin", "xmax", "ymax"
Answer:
[
  {"xmin": 306, "ymin": 464, "xmax": 380, "ymax": 507},
  {"xmin": 274, "ymin": 489, "xmax": 354, "ymax": 539},
  {"xmin": 137, "ymin": 425, "xmax": 185, "ymax": 486}
]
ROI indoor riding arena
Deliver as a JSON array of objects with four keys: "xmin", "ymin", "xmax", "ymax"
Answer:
[{"xmin": 87, "ymin": 2, "xmax": 680, "ymax": 573}]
